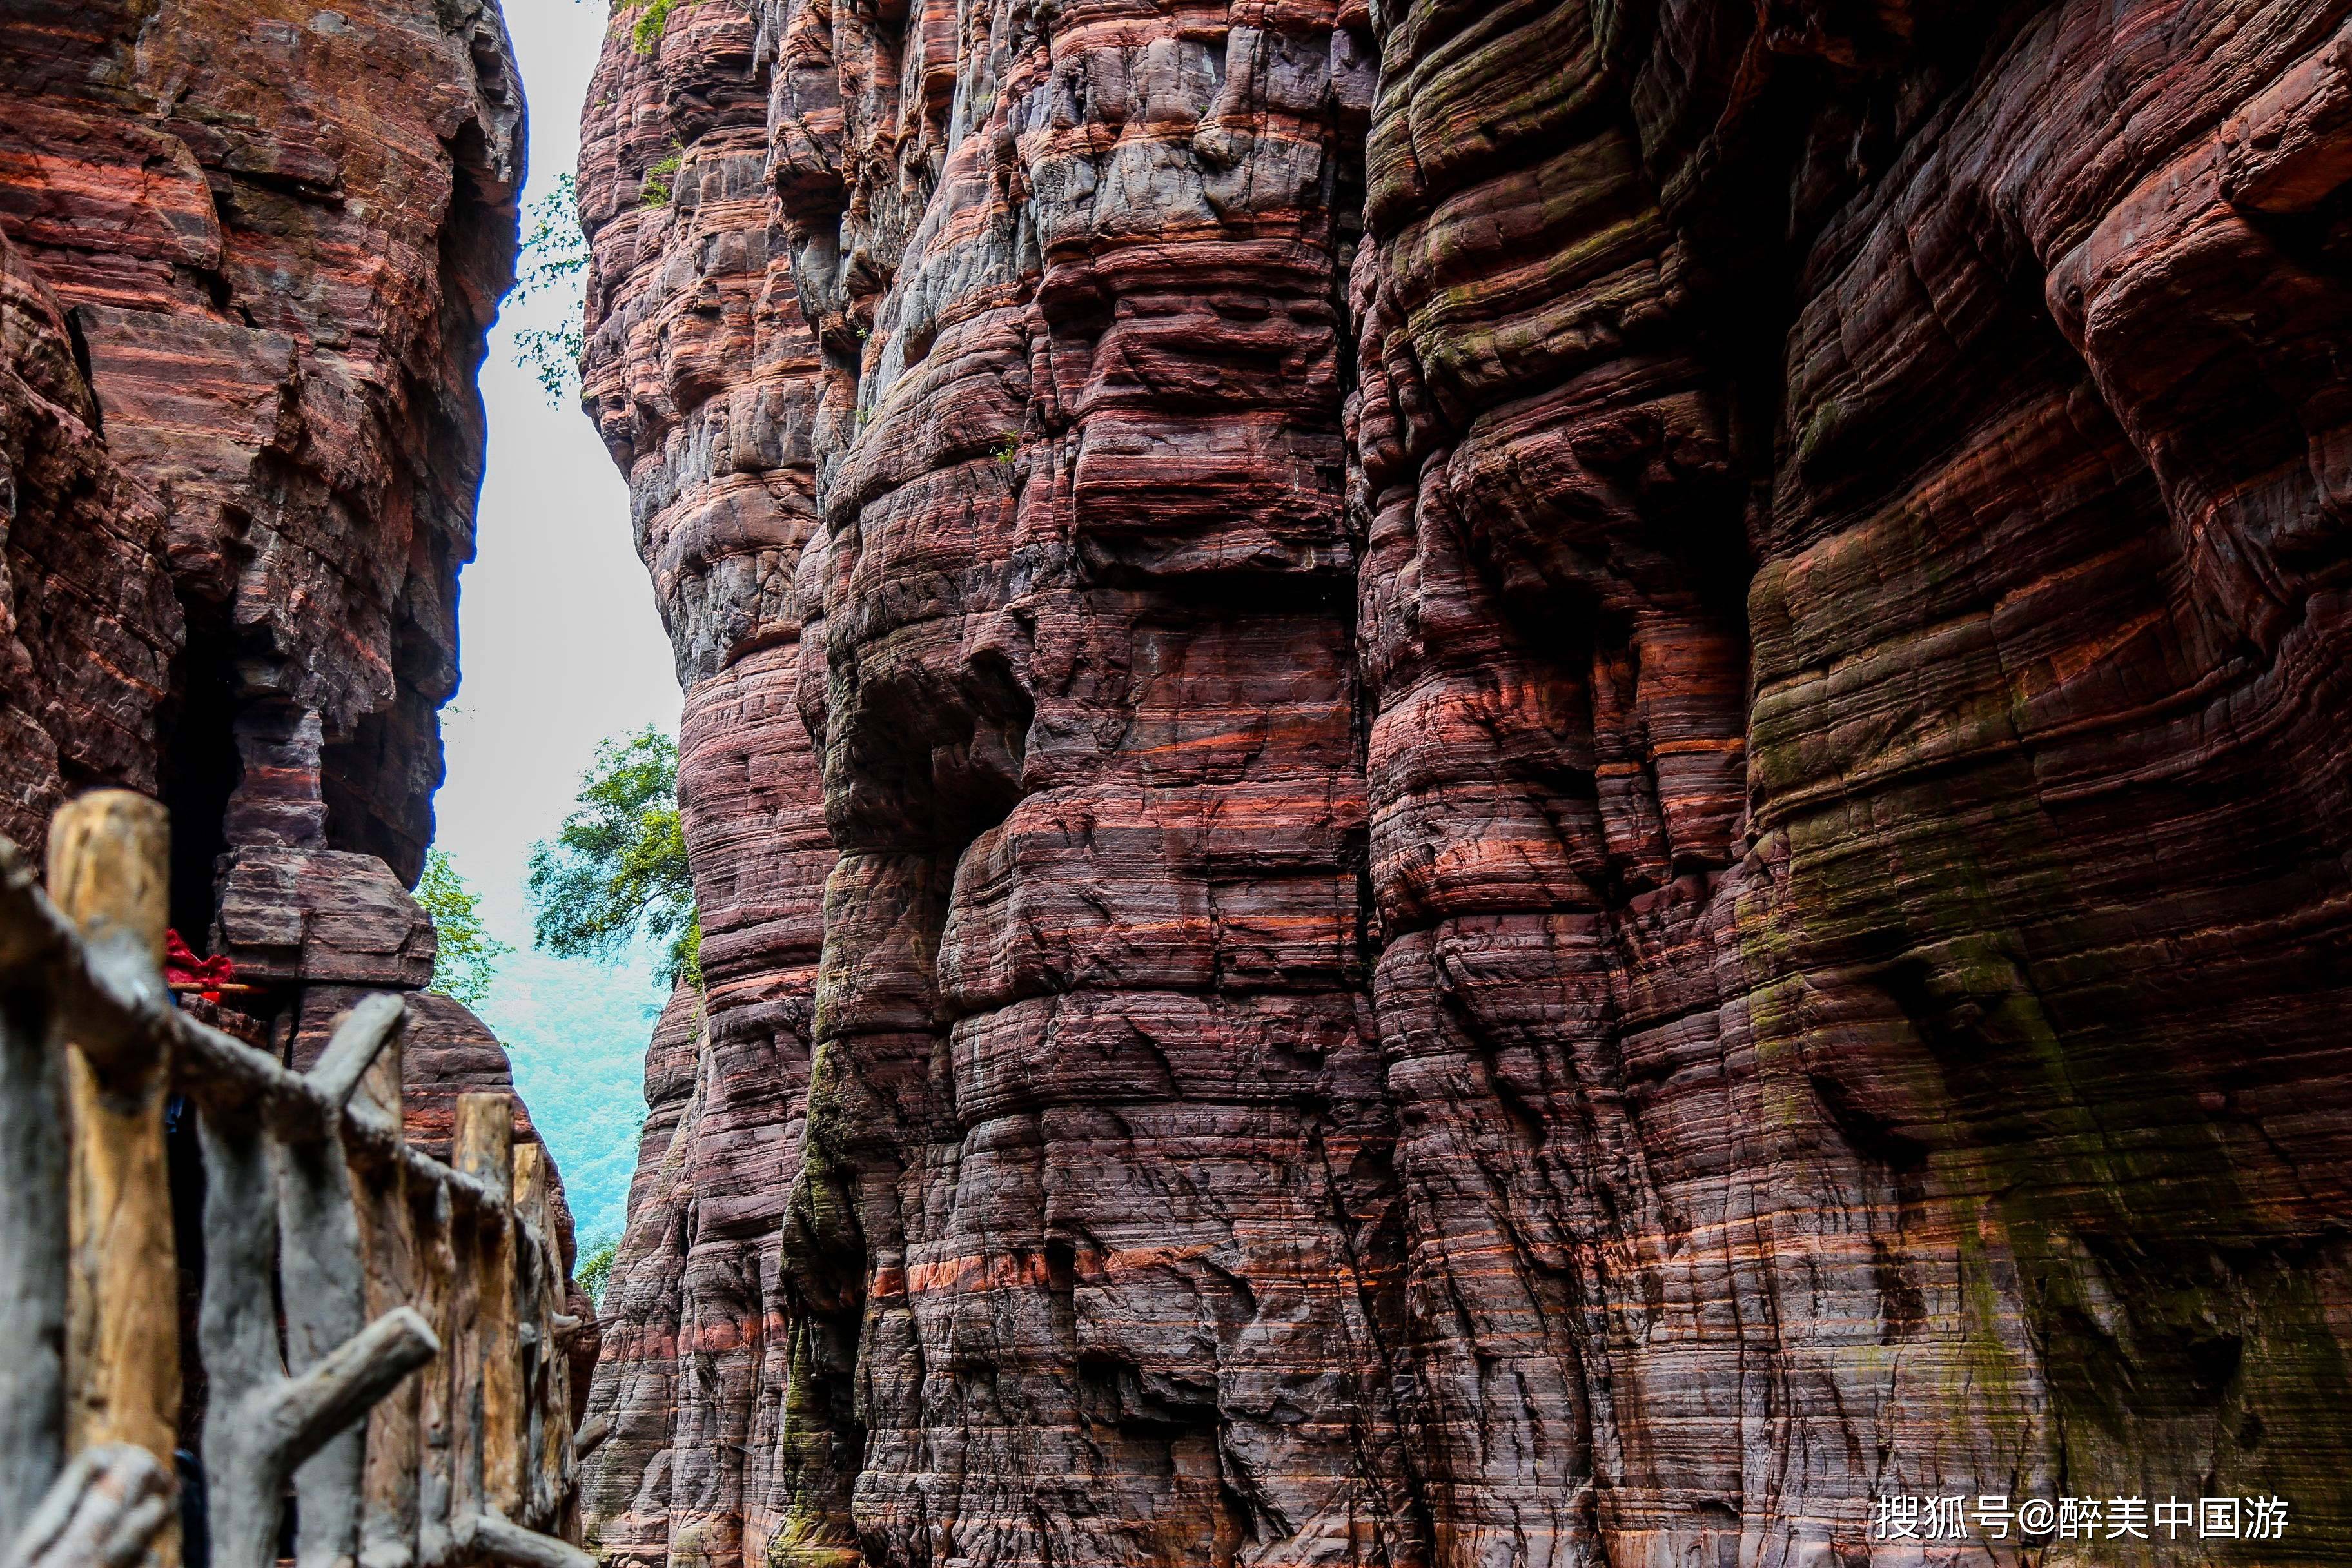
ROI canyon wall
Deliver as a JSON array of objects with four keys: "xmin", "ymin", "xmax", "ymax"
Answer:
[
  {"xmin": 574, "ymin": 5, "xmax": 838, "ymax": 1560},
  {"xmin": 0, "ymin": 0, "xmax": 576, "ymax": 1264},
  {"xmin": 579, "ymin": 3, "xmax": 2352, "ymax": 1567},
  {"xmin": 1, "ymin": 0, "xmax": 524, "ymax": 888}
]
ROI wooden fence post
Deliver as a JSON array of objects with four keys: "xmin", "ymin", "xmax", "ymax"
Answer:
[
  {"xmin": 285, "ymin": 996, "xmax": 404, "ymax": 1568},
  {"xmin": 195, "ymin": 1102, "xmax": 282, "ymax": 1568},
  {"xmin": 2, "ymin": 808, "xmax": 588, "ymax": 1568},
  {"xmin": 0, "ymin": 848, "xmax": 68, "ymax": 1545},
  {"xmin": 280, "ymin": 1139, "xmax": 364, "ymax": 1568},
  {"xmin": 413, "ymin": 1181, "xmax": 458, "ymax": 1568},
  {"xmin": 454, "ymin": 1096, "xmax": 519, "ymax": 1522},
  {"xmin": 355, "ymin": 1036, "xmax": 422, "ymax": 1568},
  {"xmin": 48, "ymin": 792, "xmax": 179, "ymax": 1568},
  {"xmin": 198, "ymin": 1091, "xmax": 437, "ymax": 1568},
  {"xmin": 510, "ymin": 1146, "xmax": 564, "ymax": 1529}
]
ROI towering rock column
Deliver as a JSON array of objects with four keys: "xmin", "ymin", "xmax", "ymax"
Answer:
[
  {"xmin": 778, "ymin": 6, "xmax": 1411, "ymax": 1565},
  {"xmin": 0, "ymin": 0, "xmax": 592, "ymax": 1429},
  {"xmin": 1353, "ymin": 4, "xmax": 2352, "ymax": 1565},
  {"xmin": 580, "ymin": 3, "xmax": 2352, "ymax": 1567},
  {"xmin": 577, "ymin": 5, "xmax": 1420, "ymax": 1567},
  {"xmin": 1349, "ymin": 8, "xmax": 1752, "ymax": 1560},
  {"xmin": 573, "ymin": 6, "xmax": 840, "ymax": 1567}
]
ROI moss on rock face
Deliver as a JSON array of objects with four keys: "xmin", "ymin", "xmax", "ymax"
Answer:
[
  {"xmin": 770, "ymin": 1042, "xmax": 872, "ymax": 1568},
  {"xmin": 781, "ymin": 1041, "xmax": 867, "ymax": 1311},
  {"xmin": 765, "ymin": 1324, "xmax": 865, "ymax": 1568},
  {"xmin": 1740, "ymin": 632, "xmax": 2352, "ymax": 1556},
  {"xmin": 763, "ymin": 1509, "xmax": 859, "ymax": 1568}
]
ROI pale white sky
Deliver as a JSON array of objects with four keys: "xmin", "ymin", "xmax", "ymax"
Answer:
[
  {"xmin": 432, "ymin": 0, "xmax": 682, "ymax": 1244},
  {"xmin": 440, "ymin": 0, "xmax": 677, "ymax": 936}
]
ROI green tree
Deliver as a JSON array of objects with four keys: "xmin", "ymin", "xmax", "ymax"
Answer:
[
  {"xmin": 528, "ymin": 727, "xmax": 701, "ymax": 988},
  {"xmin": 577, "ymin": 1235, "xmax": 621, "ymax": 1307},
  {"xmin": 416, "ymin": 848, "xmax": 513, "ymax": 1009}
]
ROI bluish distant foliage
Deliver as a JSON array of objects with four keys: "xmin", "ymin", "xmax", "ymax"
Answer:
[{"xmin": 472, "ymin": 941, "xmax": 660, "ymax": 1260}]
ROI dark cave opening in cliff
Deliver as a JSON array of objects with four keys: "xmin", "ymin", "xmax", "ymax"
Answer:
[
  {"xmin": 158, "ymin": 614, "xmax": 234, "ymax": 1536},
  {"xmin": 159, "ymin": 611, "xmax": 239, "ymax": 953}
]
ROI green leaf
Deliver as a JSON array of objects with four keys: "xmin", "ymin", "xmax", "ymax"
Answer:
[
  {"xmin": 513, "ymin": 322, "xmax": 586, "ymax": 404},
  {"xmin": 516, "ymin": 173, "xmax": 589, "ymax": 301},
  {"xmin": 640, "ymin": 143, "xmax": 685, "ymax": 208},
  {"xmin": 511, "ymin": 172, "xmax": 590, "ymax": 402}
]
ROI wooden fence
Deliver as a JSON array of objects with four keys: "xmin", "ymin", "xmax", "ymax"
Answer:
[{"xmin": 0, "ymin": 794, "xmax": 598, "ymax": 1568}]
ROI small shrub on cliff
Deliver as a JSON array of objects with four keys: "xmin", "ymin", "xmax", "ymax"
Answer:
[
  {"xmin": 513, "ymin": 173, "xmax": 589, "ymax": 404},
  {"xmin": 418, "ymin": 848, "xmax": 514, "ymax": 1009},
  {"xmin": 640, "ymin": 144, "xmax": 685, "ymax": 208},
  {"xmin": 629, "ymin": 0, "xmax": 681, "ymax": 54},
  {"xmin": 527, "ymin": 727, "xmax": 702, "ymax": 989}
]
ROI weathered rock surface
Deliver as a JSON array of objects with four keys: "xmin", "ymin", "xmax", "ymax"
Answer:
[
  {"xmin": 0, "ymin": 226, "xmax": 180, "ymax": 855},
  {"xmin": 0, "ymin": 0, "xmax": 583, "ymax": 1406},
  {"xmin": 581, "ymin": 3, "xmax": 2352, "ymax": 1567},
  {"xmin": 215, "ymin": 845, "xmax": 442, "ymax": 990},
  {"xmin": 1352, "ymin": 8, "xmax": 2352, "ymax": 1562},
  {"xmin": 0, "ymin": 0, "xmax": 523, "ymax": 884},
  {"xmin": 573, "ymin": 7, "xmax": 840, "ymax": 1560}
]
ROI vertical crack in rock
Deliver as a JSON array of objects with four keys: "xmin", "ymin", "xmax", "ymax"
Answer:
[{"xmin": 573, "ymin": 6, "xmax": 843, "ymax": 1568}]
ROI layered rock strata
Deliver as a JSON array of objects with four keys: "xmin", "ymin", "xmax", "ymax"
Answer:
[
  {"xmin": 0, "ymin": 0, "xmax": 582, "ymax": 1380},
  {"xmin": 580, "ymin": 3, "xmax": 2352, "ymax": 1567},
  {"xmin": 0, "ymin": 224, "xmax": 181, "ymax": 863},
  {"xmin": 0, "ymin": 0, "xmax": 522, "ymax": 888},
  {"xmin": 573, "ymin": 6, "xmax": 838, "ymax": 1560}
]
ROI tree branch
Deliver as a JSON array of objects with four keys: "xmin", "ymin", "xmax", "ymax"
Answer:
[
  {"xmin": 263, "ymin": 1308, "xmax": 440, "ymax": 1476},
  {"xmin": 1, "ymin": 1445, "xmax": 172, "ymax": 1568},
  {"xmin": 457, "ymin": 1512, "xmax": 594, "ymax": 1568}
]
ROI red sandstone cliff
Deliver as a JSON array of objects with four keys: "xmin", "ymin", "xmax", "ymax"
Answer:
[
  {"xmin": 571, "ymin": 5, "xmax": 839, "ymax": 1559},
  {"xmin": 0, "ymin": 0, "xmax": 580, "ymax": 1286},
  {"xmin": 1, "ymin": 0, "xmax": 520, "ymax": 887},
  {"xmin": 579, "ymin": 3, "xmax": 2352, "ymax": 1567}
]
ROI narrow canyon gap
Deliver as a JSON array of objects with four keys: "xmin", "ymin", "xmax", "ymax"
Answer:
[{"xmin": 574, "ymin": 5, "xmax": 2352, "ymax": 1568}]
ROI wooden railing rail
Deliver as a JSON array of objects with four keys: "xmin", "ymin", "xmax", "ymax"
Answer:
[{"xmin": 0, "ymin": 794, "xmax": 590, "ymax": 1568}]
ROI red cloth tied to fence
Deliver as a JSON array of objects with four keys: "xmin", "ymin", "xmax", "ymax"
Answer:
[{"xmin": 165, "ymin": 928, "xmax": 236, "ymax": 1002}]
